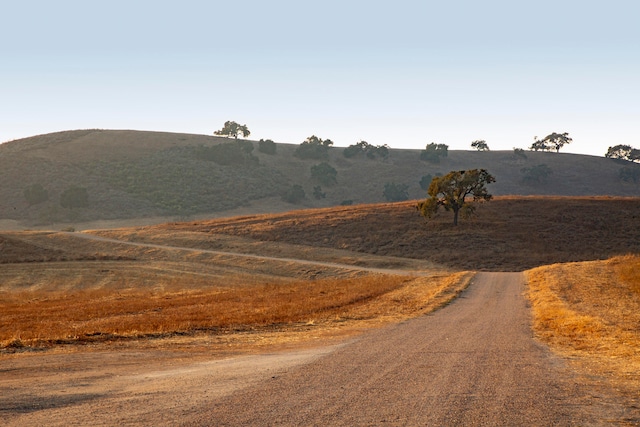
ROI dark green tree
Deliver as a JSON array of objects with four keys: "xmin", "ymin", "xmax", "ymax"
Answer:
[
  {"xmin": 419, "ymin": 174, "xmax": 433, "ymax": 191},
  {"xmin": 214, "ymin": 120, "xmax": 250, "ymax": 140},
  {"xmin": 521, "ymin": 164, "xmax": 553, "ymax": 184},
  {"xmin": 195, "ymin": 142, "xmax": 256, "ymax": 166},
  {"xmin": 23, "ymin": 183, "xmax": 49, "ymax": 206},
  {"xmin": 530, "ymin": 132, "xmax": 572, "ymax": 152},
  {"xmin": 420, "ymin": 143, "xmax": 449, "ymax": 163},
  {"xmin": 237, "ymin": 140, "xmax": 254, "ymax": 154},
  {"xmin": 417, "ymin": 169, "xmax": 495, "ymax": 225},
  {"xmin": 60, "ymin": 186, "xmax": 89, "ymax": 209},
  {"xmin": 367, "ymin": 144, "xmax": 389, "ymax": 160},
  {"xmin": 282, "ymin": 184, "xmax": 306, "ymax": 203},
  {"xmin": 310, "ymin": 162, "xmax": 338, "ymax": 186},
  {"xmin": 313, "ymin": 185, "xmax": 326, "ymax": 199},
  {"xmin": 294, "ymin": 135, "xmax": 333, "ymax": 160},
  {"xmin": 383, "ymin": 182, "xmax": 409, "ymax": 202},
  {"xmin": 343, "ymin": 141, "xmax": 368, "ymax": 158},
  {"xmin": 471, "ymin": 140, "xmax": 489, "ymax": 151},
  {"xmin": 343, "ymin": 140, "xmax": 389, "ymax": 160},
  {"xmin": 258, "ymin": 138, "xmax": 277, "ymax": 155},
  {"xmin": 606, "ymin": 144, "xmax": 640, "ymax": 162}
]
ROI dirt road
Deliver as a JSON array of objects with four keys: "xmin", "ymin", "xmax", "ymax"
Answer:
[
  {"xmin": 189, "ymin": 273, "xmax": 621, "ymax": 426},
  {"xmin": 1, "ymin": 273, "xmax": 626, "ymax": 426}
]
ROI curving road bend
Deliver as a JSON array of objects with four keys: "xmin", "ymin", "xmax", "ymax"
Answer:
[{"xmin": 185, "ymin": 272, "xmax": 617, "ymax": 426}]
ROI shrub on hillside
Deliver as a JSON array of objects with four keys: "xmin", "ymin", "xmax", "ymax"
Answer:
[
  {"xmin": 420, "ymin": 143, "xmax": 448, "ymax": 163},
  {"xmin": 294, "ymin": 136, "xmax": 333, "ymax": 160},
  {"xmin": 310, "ymin": 162, "xmax": 338, "ymax": 186},
  {"xmin": 383, "ymin": 182, "xmax": 409, "ymax": 202},
  {"xmin": 258, "ymin": 139, "xmax": 277, "ymax": 155},
  {"xmin": 282, "ymin": 184, "xmax": 306, "ymax": 203},
  {"xmin": 419, "ymin": 174, "xmax": 433, "ymax": 191},
  {"xmin": 343, "ymin": 141, "xmax": 389, "ymax": 160},
  {"xmin": 313, "ymin": 186, "xmax": 326, "ymax": 199},
  {"xmin": 343, "ymin": 144, "xmax": 362, "ymax": 158},
  {"xmin": 195, "ymin": 141, "xmax": 257, "ymax": 166}
]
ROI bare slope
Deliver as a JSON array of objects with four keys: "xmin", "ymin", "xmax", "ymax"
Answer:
[{"xmin": 1, "ymin": 129, "xmax": 639, "ymax": 226}]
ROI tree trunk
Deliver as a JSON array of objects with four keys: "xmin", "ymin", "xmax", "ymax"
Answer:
[{"xmin": 453, "ymin": 208, "xmax": 459, "ymax": 226}]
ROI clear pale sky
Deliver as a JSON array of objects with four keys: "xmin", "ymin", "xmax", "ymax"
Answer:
[{"xmin": 2, "ymin": 1, "xmax": 639, "ymax": 156}]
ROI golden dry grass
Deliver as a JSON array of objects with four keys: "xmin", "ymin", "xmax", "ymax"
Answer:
[
  {"xmin": 0, "ymin": 273, "xmax": 471, "ymax": 350},
  {"xmin": 526, "ymin": 254, "xmax": 640, "ymax": 394},
  {"xmin": 0, "ymin": 228, "xmax": 471, "ymax": 352},
  {"xmin": 2, "ymin": 196, "xmax": 638, "ymax": 365}
]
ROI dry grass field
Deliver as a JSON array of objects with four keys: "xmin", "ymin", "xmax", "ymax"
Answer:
[
  {"xmin": 148, "ymin": 196, "xmax": 640, "ymax": 271},
  {"xmin": 0, "ymin": 228, "xmax": 471, "ymax": 352},
  {"xmin": 1, "ymin": 195, "xmax": 638, "ymax": 407},
  {"xmin": 526, "ymin": 254, "xmax": 640, "ymax": 399}
]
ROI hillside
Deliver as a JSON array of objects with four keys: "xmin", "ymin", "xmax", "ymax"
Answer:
[
  {"xmin": 1, "ymin": 129, "xmax": 639, "ymax": 228},
  {"xmin": 109, "ymin": 196, "xmax": 640, "ymax": 272}
]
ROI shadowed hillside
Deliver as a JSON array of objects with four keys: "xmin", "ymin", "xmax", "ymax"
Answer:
[
  {"xmin": 1, "ymin": 129, "xmax": 639, "ymax": 228},
  {"xmin": 150, "ymin": 197, "xmax": 640, "ymax": 271}
]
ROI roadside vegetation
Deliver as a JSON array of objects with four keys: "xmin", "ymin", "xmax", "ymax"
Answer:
[{"xmin": 526, "ymin": 255, "xmax": 640, "ymax": 397}]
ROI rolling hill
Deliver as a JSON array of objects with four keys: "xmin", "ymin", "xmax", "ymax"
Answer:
[{"xmin": 1, "ymin": 129, "xmax": 639, "ymax": 228}]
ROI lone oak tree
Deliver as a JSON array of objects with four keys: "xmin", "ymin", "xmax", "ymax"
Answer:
[
  {"xmin": 471, "ymin": 140, "xmax": 490, "ymax": 151},
  {"xmin": 417, "ymin": 169, "xmax": 495, "ymax": 225},
  {"xmin": 214, "ymin": 121, "xmax": 251, "ymax": 140}
]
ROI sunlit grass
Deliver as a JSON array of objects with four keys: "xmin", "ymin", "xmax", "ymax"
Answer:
[
  {"xmin": 526, "ymin": 254, "xmax": 640, "ymax": 392},
  {"xmin": 0, "ymin": 271, "xmax": 472, "ymax": 349}
]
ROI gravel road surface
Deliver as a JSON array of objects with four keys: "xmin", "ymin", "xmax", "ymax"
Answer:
[{"xmin": 186, "ymin": 272, "xmax": 619, "ymax": 426}]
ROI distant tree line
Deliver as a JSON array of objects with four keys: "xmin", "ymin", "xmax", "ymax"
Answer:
[
  {"xmin": 195, "ymin": 140, "xmax": 257, "ymax": 166},
  {"xmin": 343, "ymin": 141, "xmax": 389, "ymax": 160}
]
